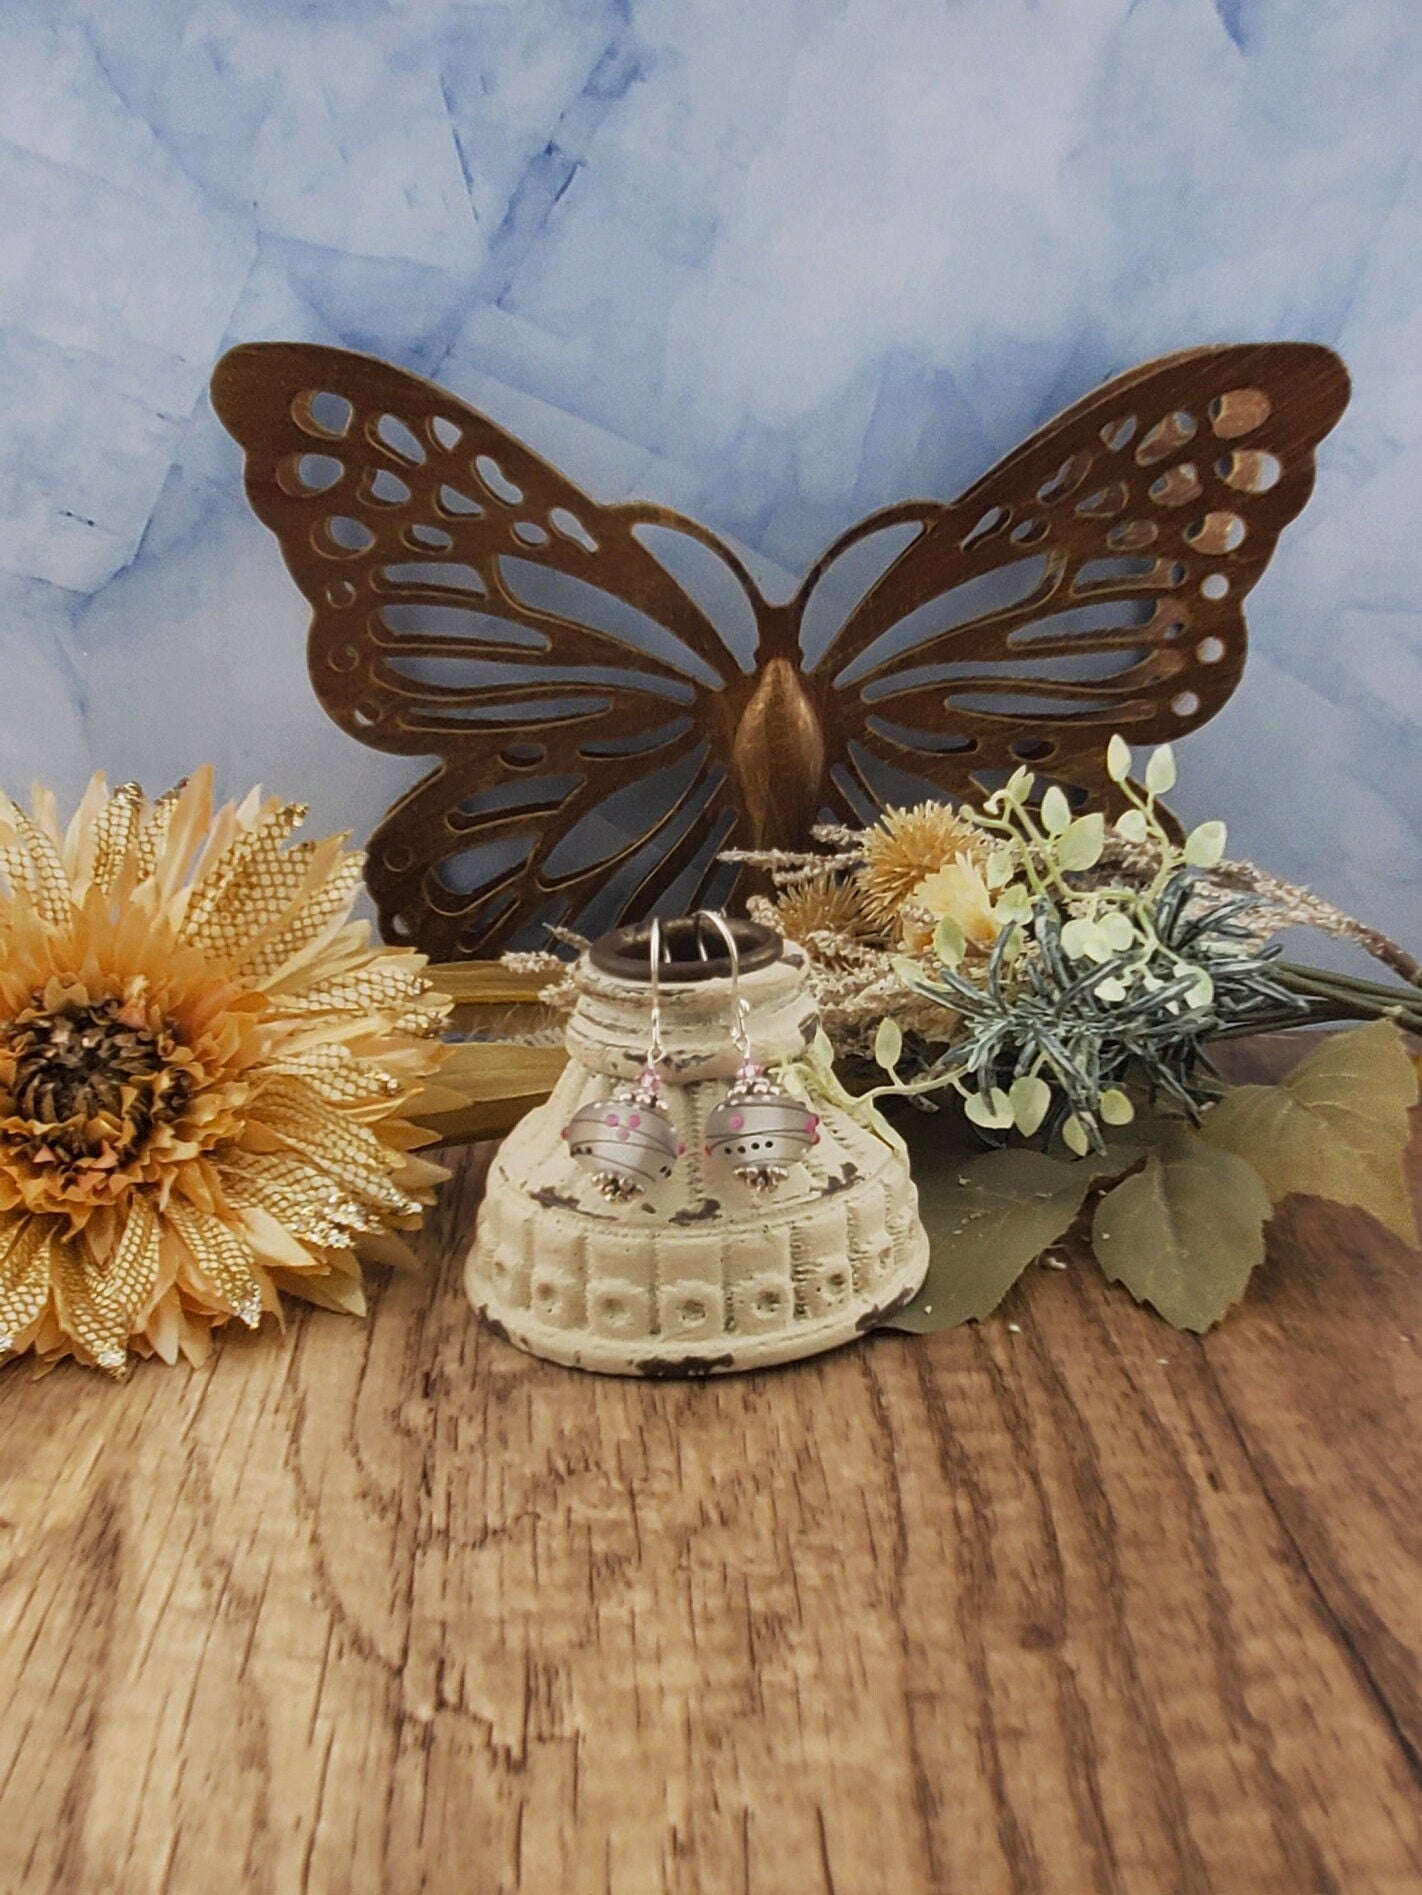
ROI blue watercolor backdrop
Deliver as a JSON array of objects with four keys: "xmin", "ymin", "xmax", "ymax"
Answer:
[{"xmin": 2, "ymin": 0, "xmax": 1419, "ymax": 937}]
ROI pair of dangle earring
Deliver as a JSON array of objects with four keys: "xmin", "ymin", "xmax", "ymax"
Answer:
[{"xmin": 563, "ymin": 912, "xmax": 819, "ymax": 1202}]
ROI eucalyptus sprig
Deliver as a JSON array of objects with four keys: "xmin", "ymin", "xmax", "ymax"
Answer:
[
  {"xmin": 866, "ymin": 735, "xmax": 1385, "ymax": 1153},
  {"xmin": 870, "ymin": 881, "xmax": 1301, "ymax": 1153}
]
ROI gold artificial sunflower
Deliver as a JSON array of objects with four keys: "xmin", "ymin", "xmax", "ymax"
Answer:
[
  {"xmin": 857, "ymin": 802, "xmax": 990, "ymax": 931},
  {"xmin": 0, "ymin": 771, "xmax": 450, "ymax": 1375}
]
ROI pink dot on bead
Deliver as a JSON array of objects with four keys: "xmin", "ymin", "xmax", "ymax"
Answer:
[
  {"xmin": 704, "ymin": 1145, "xmax": 712, "ymax": 1157},
  {"xmin": 810, "ymin": 1131, "xmax": 820, "ymax": 1145},
  {"xmin": 617, "ymin": 1129, "xmax": 630, "ymax": 1142},
  {"xmin": 677, "ymin": 1142, "xmax": 686, "ymax": 1155},
  {"xmin": 628, "ymin": 1113, "xmax": 642, "ymax": 1128},
  {"xmin": 728, "ymin": 1113, "xmax": 744, "ymax": 1131},
  {"xmin": 604, "ymin": 1112, "xmax": 619, "ymax": 1126}
]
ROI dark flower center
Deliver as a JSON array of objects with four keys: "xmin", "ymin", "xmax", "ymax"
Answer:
[{"xmin": 2, "ymin": 997, "xmax": 191, "ymax": 1166}]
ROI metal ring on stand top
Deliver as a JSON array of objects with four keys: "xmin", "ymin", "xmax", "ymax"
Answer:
[{"xmin": 588, "ymin": 916, "xmax": 781, "ymax": 984}]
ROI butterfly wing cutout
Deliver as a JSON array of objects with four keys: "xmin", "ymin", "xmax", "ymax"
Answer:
[
  {"xmin": 211, "ymin": 343, "xmax": 769, "ymax": 957},
  {"xmin": 796, "ymin": 343, "xmax": 1350, "ymax": 821}
]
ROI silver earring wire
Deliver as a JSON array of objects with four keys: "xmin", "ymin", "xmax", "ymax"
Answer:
[
  {"xmin": 645, "ymin": 915, "xmax": 665, "ymax": 1073},
  {"xmin": 699, "ymin": 910, "xmax": 753, "ymax": 1069}
]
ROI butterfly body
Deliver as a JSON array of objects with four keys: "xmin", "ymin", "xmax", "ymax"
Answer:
[
  {"xmin": 729, "ymin": 651, "xmax": 826, "ymax": 852},
  {"xmin": 211, "ymin": 340, "xmax": 1348, "ymax": 958}
]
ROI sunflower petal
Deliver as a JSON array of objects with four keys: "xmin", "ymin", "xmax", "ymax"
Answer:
[
  {"xmin": 76, "ymin": 779, "xmax": 143, "ymax": 896},
  {"xmin": 238, "ymin": 851, "xmax": 367, "ymax": 984},
  {"xmin": 180, "ymin": 802, "xmax": 308, "ymax": 960},
  {"xmin": 254, "ymin": 1077, "xmax": 422, "ymax": 1217},
  {"xmin": 0, "ymin": 1217, "xmax": 54, "ymax": 1351},
  {"xmin": 0, "ymin": 799, "xmax": 71, "ymax": 925},
  {"xmin": 166, "ymin": 1200, "xmax": 264, "ymax": 1328},
  {"xmin": 130, "ymin": 779, "xmax": 188, "ymax": 883},
  {"xmin": 220, "ymin": 1150, "xmax": 381, "ymax": 1244},
  {"xmin": 263, "ymin": 1043, "xmax": 403, "ymax": 1108},
  {"xmin": 146, "ymin": 770, "xmax": 215, "ymax": 904},
  {"xmin": 265, "ymin": 952, "xmax": 427, "ymax": 1021},
  {"xmin": 52, "ymin": 1233, "xmax": 131, "ymax": 1375},
  {"xmin": 269, "ymin": 1267, "xmax": 367, "ymax": 1316},
  {"xmin": 102, "ymin": 1194, "xmax": 163, "ymax": 1329}
]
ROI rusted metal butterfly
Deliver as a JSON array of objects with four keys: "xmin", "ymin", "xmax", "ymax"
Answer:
[{"xmin": 211, "ymin": 341, "xmax": 1348, "ymax": 959}]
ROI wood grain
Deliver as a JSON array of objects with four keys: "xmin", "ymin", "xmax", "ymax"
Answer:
[{"xmin": 2, "ymin": 1041, "xmax": 1420, "ymax": 1894}]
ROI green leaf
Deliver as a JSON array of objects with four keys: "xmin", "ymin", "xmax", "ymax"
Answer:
[
  {"xmin": 1145, "ymin": 744, "xmax": 1177, "ymax": 795},
  {"xmin": 884, "ymin": 1139, "xmax": 1129, "ymax": 1331},
  {"xmin": 1185, "ymin": 969, "xmax": 1214, "ymax": 1009},
  {"xmin": 1091, "ymin": 1124, "xmax": 1271, "ymax": 1330},
  {"xmin": 964, "ymin": 1087, "xmax": 1013, "ymax": 1130},
  {"xmin": 1097, "ymin": 910, "xmax": 1135, "ymax": 951},
  {"xmin": 1062, "ymin": 1113, "xmax": 1091, "ymax": 1156},
  {"xmin": 1115, "ymin": 808, "xmax": 1149, "ymax": 843},
  {"xmin": 1041, "ymin": 784, "xmax": 1072, "ymax": 835},
  {"xmin": 933, "ymin": 914, "xmax": 966, "ymax": 967},
  {"xmin": 890, "ymin": 954, "xmax": 952, "ymax": 1006},
  {"xmin": 874, "ymin": 1016, "xmax": 903, "ymax": 1072},
  {"xmin": 1183, "ymin": 819, "xmax": 1227, "ymax": 868},
  {"xmin": 1199, "ymin": 1019, "xmax": 1419, "ymax": 1245},
  {"xmin": 1106, "ymin": 733, "xmax": 1132, "ymax": 783},
  {"xmin": 1009, "ymin": 1074, "xmax": 1052, "ymax": 1136},
  {"xmin": 1057, "ymin": 812, "xmax": 1105, "ymax": 871},
  {"xmin": 1099, "ymin": 1088, "xmax": 1135, "ymax": 1126},
  {"xmin": 993, "ymin": 885, "xmax": 1033, "ymax": 925},
  {"xmin": 985, "ymin": 847, "xmax": 1016, "ymax": 889},
  {"xmin": 1005, "ymin": 765, "xmax": 1034, "ymax": 802}
]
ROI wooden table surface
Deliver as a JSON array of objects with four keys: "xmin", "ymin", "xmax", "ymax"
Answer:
[{"xmin": 3, "ymin": 1044, "xmax": 1421, "ymax": 1895}]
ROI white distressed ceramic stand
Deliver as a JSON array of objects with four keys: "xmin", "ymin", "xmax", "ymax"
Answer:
[{"xmin": 465, "ymin": 939, "xmax": 929, "ymax": 1376}]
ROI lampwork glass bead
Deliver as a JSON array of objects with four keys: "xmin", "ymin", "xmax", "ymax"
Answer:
[
  {"xmin": 563, "ymin": 1077, "xmax": 680, "ymax": 1200},
  {"xmin": 704, "ymin": 1065, "xmax": 819, "ymax": 1192}
]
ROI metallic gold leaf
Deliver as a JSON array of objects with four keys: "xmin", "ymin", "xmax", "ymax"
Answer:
[
  {"xmin": 427, "ymin": 961, "xmax": 560, "ymax": 1007},
  {"xmin": 406, "ymin": 1040, "xmax": 567, "ymax": 1147}
]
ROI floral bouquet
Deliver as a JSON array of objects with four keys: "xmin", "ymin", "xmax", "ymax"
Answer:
[{"xmin": 716, "ymin": 738, "xmax": 1421, "ymax": 1332}]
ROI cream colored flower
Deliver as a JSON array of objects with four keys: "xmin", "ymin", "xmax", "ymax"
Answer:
[
  {"xmin": 911, "ymin": 857, "xmax": 1001, "ymax": 949},
  {"xmin": 0, "ymin": 771, "xmax": 450, "ymax": 1375}
]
